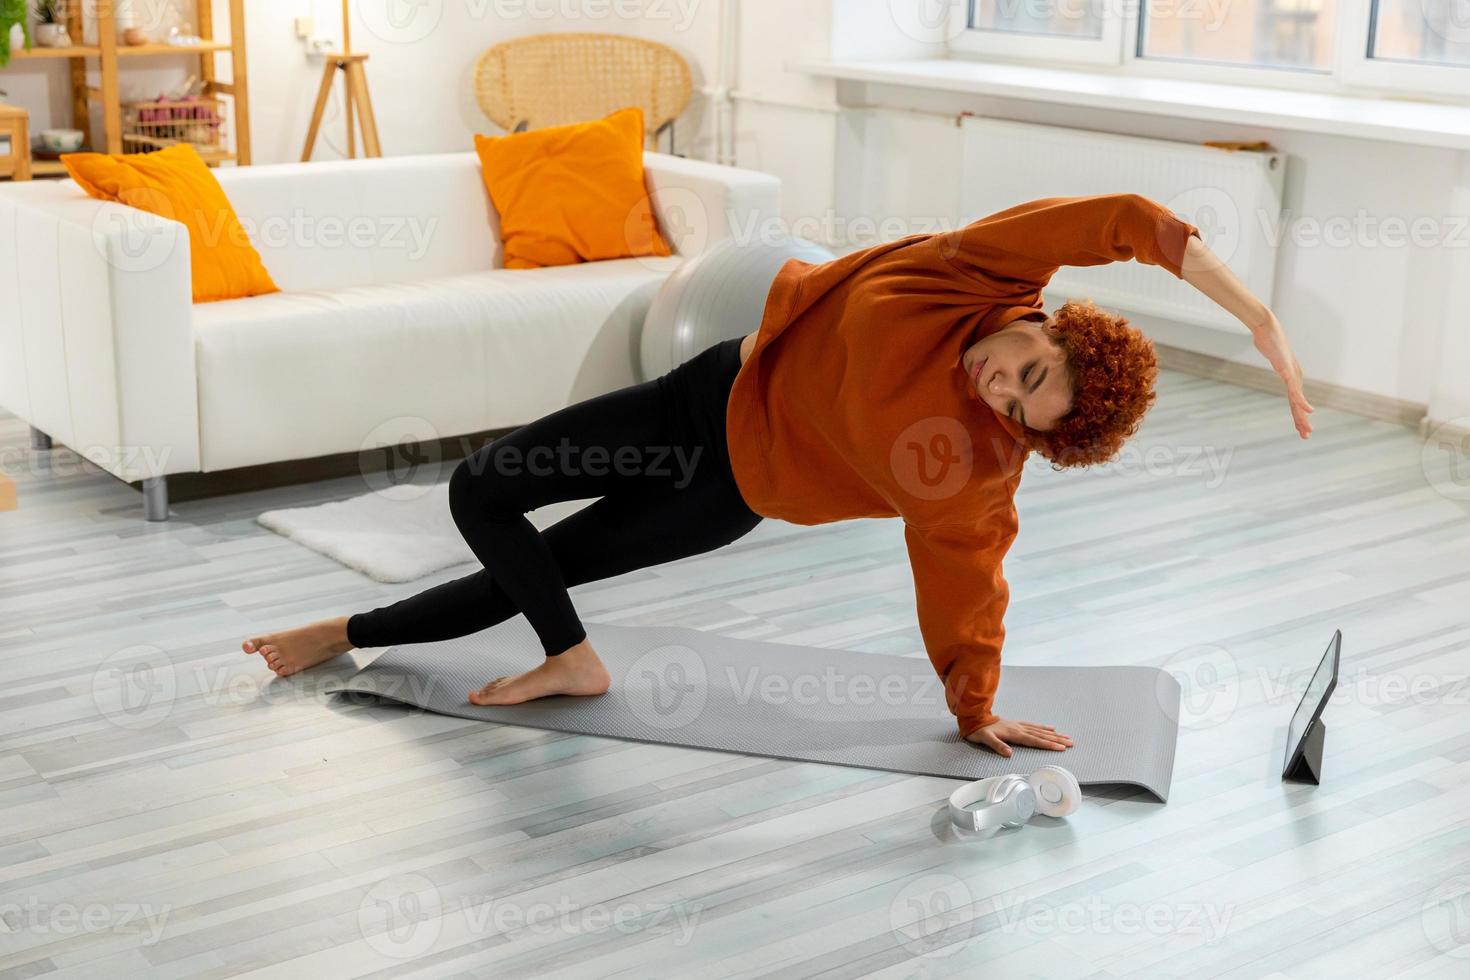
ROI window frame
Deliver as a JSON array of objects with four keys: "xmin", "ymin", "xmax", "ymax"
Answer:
[
  {"xmin": 946, "ymin": 0, "xmax": 1127, "ymax": 66},
  {"xmin": 944, "ymin": 0, "xmax": 1470, "ymax": 101},
  {"xmin": 1119, "ymin": 8, "xmax": 1345, "ymax": 92},
  {"xmin": 1336, "ymin": 0, "xmax": 1470, "ymax": 97}
]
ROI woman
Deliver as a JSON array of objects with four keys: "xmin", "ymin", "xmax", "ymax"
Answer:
[{"xmin": 243, "ymin": 194, "xmax": 1312, "ymax": 757}]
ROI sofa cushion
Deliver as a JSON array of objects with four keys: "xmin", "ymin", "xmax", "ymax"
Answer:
[
  {"xmin": 62, "ymin": 144, "xmax": 279, "ymax": 303},
  {"xmin": 192, "ymin": 255, "xmax": 681, "ymax": 473},
  {"xmin": 474, "ymin": 107, "xmax": 671, "ymax": 270},
  {"xmin": 214, "ymin": 152, "xmax": 503, "ymax": 292}
]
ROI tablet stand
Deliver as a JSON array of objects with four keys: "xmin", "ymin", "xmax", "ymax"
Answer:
[{"xmin": 1283, "ymin": 719, "xmax": 1325, "ymax": 784}]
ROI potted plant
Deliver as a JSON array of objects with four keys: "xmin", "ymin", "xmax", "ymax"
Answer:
[
  {"xmin": 33, "ymin": 0, "xmax": 67, "ymax": 47},
  {"xmin": 0, "ymin": 0, "xmax": 30, "ymax": 66}
]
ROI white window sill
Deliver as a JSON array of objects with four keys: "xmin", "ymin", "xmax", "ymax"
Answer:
[{"xmin": 795, "ymin": 58, "xmax": 1470, "ymax": 153}]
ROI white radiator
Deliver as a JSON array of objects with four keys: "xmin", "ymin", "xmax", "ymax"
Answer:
[{"xmin": 958, "ymin": 117, "xmax": 1285, "ymax": 333}]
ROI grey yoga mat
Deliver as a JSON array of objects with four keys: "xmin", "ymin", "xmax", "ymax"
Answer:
[{"xmin": 342, "ymin": 618, "xmax": 1182, "ymax": 802}]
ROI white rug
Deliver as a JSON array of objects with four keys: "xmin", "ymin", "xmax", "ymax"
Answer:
[{"xmin": 256, "ymin": 481, "xmax": 592, "ymax": 583}]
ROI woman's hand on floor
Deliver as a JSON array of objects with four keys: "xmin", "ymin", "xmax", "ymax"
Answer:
[{"xmin": 965, "ymin": 718, "xmax": 1073, "ymax": 756}]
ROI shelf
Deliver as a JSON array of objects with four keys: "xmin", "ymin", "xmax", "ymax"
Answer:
[
  {"xmin": 195, "ymin": 148, "xmax": 235, "ymax": 165},
  {"xmin": 4, "ymin": 40, "xmax": 230, "ymax": 63},
  {"xmin": 118, "ymin": 41, "xmax": 232, "ymax": 57},
  {"xmin": 27, "ymin": 147, "xmax": 236, "ymax": 177},
  {"xmin": 7, "ymin": 45, "xmax": 101, "ymax": 59}
]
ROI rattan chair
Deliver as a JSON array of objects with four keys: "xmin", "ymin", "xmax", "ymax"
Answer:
[{"xmin": 474, "ymin": 33, "xmax": 692, "ymax": 150}]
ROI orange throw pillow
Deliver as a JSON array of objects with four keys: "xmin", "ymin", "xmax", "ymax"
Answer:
[
  {"xmin": 61, "ymin": 143, "xmax": 278, "ymax": 303},
  {"xmin": 474, "ymin": 107, "xmax": 672, "ymax": 269}
]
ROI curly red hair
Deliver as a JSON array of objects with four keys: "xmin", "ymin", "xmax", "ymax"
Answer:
[{"xmin": 1028, "ymin": 300, "xmax": 1158, "ymax": 469}]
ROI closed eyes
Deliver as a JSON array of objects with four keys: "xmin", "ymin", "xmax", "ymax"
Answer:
[{"xmin": 1009, "ymin": 360, "xmax": 1041, "ymax": 428}]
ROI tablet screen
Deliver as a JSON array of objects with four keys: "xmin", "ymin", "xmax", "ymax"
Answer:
[{"xmin": 1283, "ymin": 631, "xmax": 1340, "ymax": 775}]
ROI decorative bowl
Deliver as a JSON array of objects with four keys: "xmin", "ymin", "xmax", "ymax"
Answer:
[{"xmin": 39, "ymin": 128, "xmax": 86, "ymax": 153}]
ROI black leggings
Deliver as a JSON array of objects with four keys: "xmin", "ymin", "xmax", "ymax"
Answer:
[{"xmin": 345, "ymin": 337, "xmax": 762, "ymax": 655}]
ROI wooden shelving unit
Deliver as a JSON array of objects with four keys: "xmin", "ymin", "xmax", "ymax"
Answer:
[{"xmin": 2, "ymin": 0, "xmax": 250, "ymax": 178}]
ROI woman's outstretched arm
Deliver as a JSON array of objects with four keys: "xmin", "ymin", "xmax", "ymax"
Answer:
[{"xmin": 1180, "ymin": 235, "xmax": 1315, "ymax": 439}]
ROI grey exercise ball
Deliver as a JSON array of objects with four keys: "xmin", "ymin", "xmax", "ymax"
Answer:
[{"xmin": 639, "ymin": 236, "xmax": 836, "ymax": 382}]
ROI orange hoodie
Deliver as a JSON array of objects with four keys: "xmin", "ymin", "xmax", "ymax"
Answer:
[{"xmin": 725, "ymin": 194, "xmax": 1201, "ymax": 737}]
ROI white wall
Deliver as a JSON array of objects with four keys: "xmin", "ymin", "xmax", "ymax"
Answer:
[
  {"xmin": 728, "ymin": 0, "xmax": 838, "ymax": 236},
  {"xmin": 1437, "ymin": 156, "xmax": 1470, "ymax": 425}
]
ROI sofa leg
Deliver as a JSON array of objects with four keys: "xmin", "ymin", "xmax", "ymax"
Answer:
[
  {"xmin": 29, "ymin": 426, "xmax": 52, "ymax": 451},
  {"xmin": 143, "ymin": 476, "xmax": 169, "ymax": 522}
]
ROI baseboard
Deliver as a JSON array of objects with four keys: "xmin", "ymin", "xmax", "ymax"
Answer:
[
  {"xmin": 1154, "ymin": 343, "xmax": 1427, "ymax": 429},
  {"xmin": 1419, "ymin": 416, "xmax": 1470, "ymax": 440},
  {"xmin": 128, "ymin": 427, "xmax": 512, "ymax": 503}
]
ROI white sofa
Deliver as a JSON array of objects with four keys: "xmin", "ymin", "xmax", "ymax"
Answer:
[{"xmin": 0, "ymin": 152, "xmax": 780, "ymax": 519}]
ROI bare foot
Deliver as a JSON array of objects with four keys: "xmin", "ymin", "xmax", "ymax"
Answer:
[
  {"xmin": 242, "ymin": 616, "xmax": 354, "ymax": 677},
  {"xmin": 469, "ymin": 639, "xmax": 611, "ymax": 705}
]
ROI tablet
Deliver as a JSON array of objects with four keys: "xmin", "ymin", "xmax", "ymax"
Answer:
[{"xmin": 1283, "ymin": 630, "xmax": 1341, "ymax": 781}]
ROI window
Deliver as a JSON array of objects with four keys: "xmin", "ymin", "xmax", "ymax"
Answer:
[
  {"xmin": 1340, "ymin": 0, "xmax": 1470, "ymax": 93},
  {"xmin": 970, "ymin": 0, "xmax": 1105, "ymax": 39},
  {"xmin": 1368, "ymin": 0, "xmax": 1470, "ymax": 67},
  {"xmin": 948, "ymin": 0, "xmax": 1125, "ymax": 65},
  {"xmin": 947, "ymin": 0, "xmax": 1470, "ymax": 95},
  {"xmin": 1139, "ymin": 0, "xmax": 1340, "ymax": 72}
]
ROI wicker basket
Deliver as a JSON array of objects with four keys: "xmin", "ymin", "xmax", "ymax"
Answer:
[{"xmin": 122, "ymin": 97, "xmax": 226, "ymax": 154}]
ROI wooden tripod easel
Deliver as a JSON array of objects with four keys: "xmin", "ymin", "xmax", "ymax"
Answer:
[{"xmin": 300, "ymin": 1, "xmax": 381, "ymax": 160}]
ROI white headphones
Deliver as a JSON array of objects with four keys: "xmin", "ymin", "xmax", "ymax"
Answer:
[{"xmin": 948, "ymin": 765, "xmax": 1082, "ymax": 837}]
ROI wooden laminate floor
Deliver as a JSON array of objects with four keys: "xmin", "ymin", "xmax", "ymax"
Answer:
[{"xmin": 2, "ymin": 370, "xmax": 1468, "ymax": 979}]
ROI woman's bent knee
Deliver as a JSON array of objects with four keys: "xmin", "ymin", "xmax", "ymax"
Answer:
[{"xmin": 449, "ymin": 446, "xmax": 521, "ymax": 523}]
